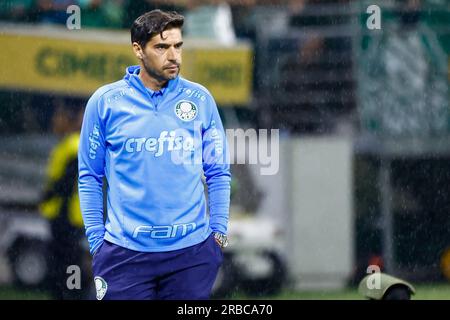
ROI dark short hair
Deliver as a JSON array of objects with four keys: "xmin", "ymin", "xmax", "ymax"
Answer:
[{"xmin": 131, "ymin": 10, "xmax": 184, "ymax": 48}]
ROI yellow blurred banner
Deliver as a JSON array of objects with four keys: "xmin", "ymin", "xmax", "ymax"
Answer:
[{"xmin": 0, "ymin": 31, "xmax": 252, "ymax": 105}]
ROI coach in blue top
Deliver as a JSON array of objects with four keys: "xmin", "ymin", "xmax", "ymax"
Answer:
[{"xmin": 78, "ymin": 10, "xmax": 231, "ymax": 300}]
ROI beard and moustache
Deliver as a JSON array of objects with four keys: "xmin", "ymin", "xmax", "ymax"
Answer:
[{"xmin": 141, "ymin": 54, "xmax": 180, "ymax": 83}]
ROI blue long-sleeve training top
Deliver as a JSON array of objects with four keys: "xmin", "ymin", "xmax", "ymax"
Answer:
[{"xmin": 78, "ymin": 65, "xmax": 231, "ymax": 255}]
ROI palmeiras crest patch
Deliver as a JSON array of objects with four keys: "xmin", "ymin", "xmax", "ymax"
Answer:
[
  {"xmin": 94, "ymin": 276, "xmax": 108, "ymax": 300},
  {"xmin": 175, "ymin": 100, "xmax": 198, "ymax": 121}
]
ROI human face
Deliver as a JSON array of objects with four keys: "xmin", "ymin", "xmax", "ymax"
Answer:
[
  {"xmin": 133, "ymin": 28, "xmax": 183, "ymax": 84},
  {"xmin": 52, "ymin": 106, "xmax": 82, "ymax": 136},
  {"xmin": 52, "ymin": 107, "xmax": 70, "ymax": 136}
]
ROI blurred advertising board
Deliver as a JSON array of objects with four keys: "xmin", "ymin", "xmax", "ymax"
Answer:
[{"xmin": 0, "ymin": 24, "xmax": 252, "ymax": 106}]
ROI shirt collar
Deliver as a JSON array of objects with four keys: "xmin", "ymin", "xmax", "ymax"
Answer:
[{"xmin": 146, "ymin": 86, "xmax": 166, "ymax": 98}]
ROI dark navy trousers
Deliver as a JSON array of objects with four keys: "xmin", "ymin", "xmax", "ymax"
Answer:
[{"xmin": 92, "ymin": 233, "xmax": 223, "ymax": 300}]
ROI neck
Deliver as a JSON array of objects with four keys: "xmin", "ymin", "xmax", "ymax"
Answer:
[{"xmin": 138, "ymin": 65, "xmax": 168, "ymax": 91}]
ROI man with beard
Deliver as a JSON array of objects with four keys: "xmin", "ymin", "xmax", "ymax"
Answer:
[{"xmin": 78, "ymin": 10, "xmax": 230, "ymax": 300}]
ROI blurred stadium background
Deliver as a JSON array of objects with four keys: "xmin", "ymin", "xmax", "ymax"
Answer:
[{"xmin": 0, "ymin": 0, "xmax": 450, "ymax": 299}]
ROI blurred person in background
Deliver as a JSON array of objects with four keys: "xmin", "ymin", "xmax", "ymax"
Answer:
[
  {"xmin": 0, "ymin": 0, "xmax": 34, "ymax": 22},
  {"xmin": 360, "ymin": 0, "xmax": 449, "ymax": 137},
  {"xmin": 183, "ymin": 0, "xmax": 237, "ymax": 45},
  {"xmin": 79, "ymin": 0, "xmax": 125, "ymax": 29},
  {"xmin": 39, "ymin": 99, "xmax": 86, "ymax": 300},
  {"xmin": 33, "ymin": 0, "xmax": 73, "ymax": 24}
]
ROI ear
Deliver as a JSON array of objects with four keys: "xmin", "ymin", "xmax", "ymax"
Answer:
[{"xmin": 132, "ymin": 42, "xmax": 143, "ymax": 60}]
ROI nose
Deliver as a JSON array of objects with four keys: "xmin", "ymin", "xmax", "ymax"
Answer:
[{"xmin": 167, "ymin": 46, "xmax": 178, "ymax": 61}]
